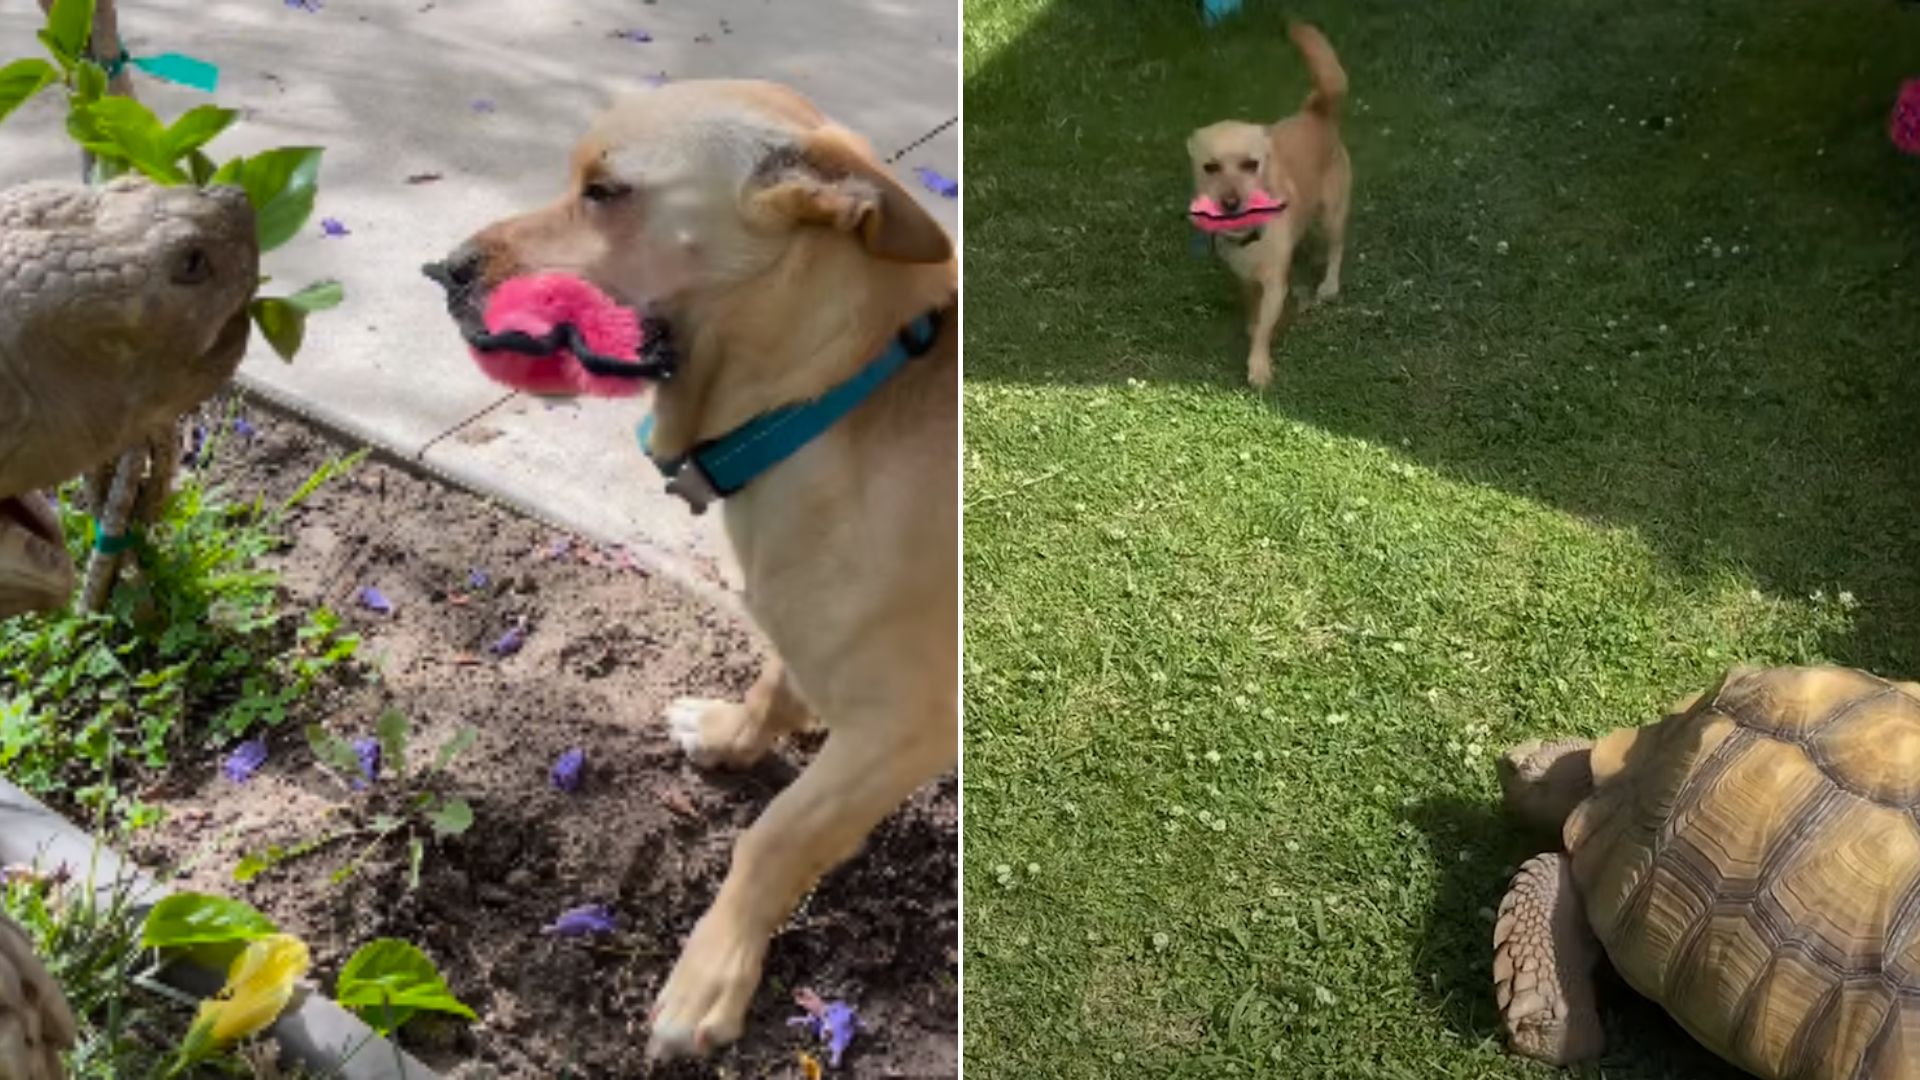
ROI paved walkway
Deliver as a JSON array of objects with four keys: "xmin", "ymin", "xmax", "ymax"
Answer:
[{"xmin": 0, "ymin": 0, "xmax": 958, "ymax": 595}]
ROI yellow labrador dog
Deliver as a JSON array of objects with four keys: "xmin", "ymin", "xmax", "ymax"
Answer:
[
  {"xmin": 426, "ymin": 81, "xmax": 956, "ymax": 1060},
  {"xmin": 1187, "ymin": 22, "xmax": 1350, "ymax": 389}
]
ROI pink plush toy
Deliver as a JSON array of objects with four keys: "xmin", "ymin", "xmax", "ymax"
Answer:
[
  {"xmin": 1188, "ymin": 191, "xmax": 1287, "ymax": 234},
  {"xmin": 1891, "ymin": 78, "xmax": 1920, "ymax": 157},
  {"xmin": 470, "ymin": 273, "xmax": 649, "ymax": 398}
]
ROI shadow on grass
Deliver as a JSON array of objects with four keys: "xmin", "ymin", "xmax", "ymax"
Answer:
[
  {"xmin": 1406, "ymin": 796, "xmax": 1755, "ymax": 1080},
  {"xmin": 965, "ymin": 0, "xmax": 1920, "ymax": 670}
]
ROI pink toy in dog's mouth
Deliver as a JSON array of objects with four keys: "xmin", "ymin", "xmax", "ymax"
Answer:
[
  {"xmin": 1188, "ymin": 191, "xmax": 1286, "ymax": 234},
  {"xmin": 461, "ymin": 273, "xmax": 675, "ymax": 398}
]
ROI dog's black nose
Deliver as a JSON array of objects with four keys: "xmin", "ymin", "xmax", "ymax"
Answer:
[
  {"xmin": 1220, "ymin": 194, "xmax": 1242, "ymax": 214},
  {"xmin": 422, "ymin": 241, "xmax": 484, "ymax": 293}
]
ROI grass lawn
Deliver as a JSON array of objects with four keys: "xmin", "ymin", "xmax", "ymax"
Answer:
[{"xmin": 960, "ymin": 1, "xmax": 1920, "ymax": 1077}]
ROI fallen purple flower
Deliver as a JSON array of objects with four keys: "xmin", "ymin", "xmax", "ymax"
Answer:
[
  {"xmin": 612, "ymin": 28, "xmax": 653, "ymax": 42},
  {"xmin": 223, "ymin": 738, "xmax": 268, "ymax": 783},
  {"xmin": 789, "ymin": 998, "xmax": 860, "ymax": 1067},
  {"xmin": 913, "ymin": 166, "xmax": 958, "ymax": 199},
  {"xmin": 467, "ymin": 568, "xmax": 490, "ymax": 589},
  {"xmin": 181, "ymin": 422, "xmax": 208, "ymax": 468},
  {"xmin": 548, "ymin": 539, "xmax": 573, "ymax": 560},
  {"xmin": 471, "ymin": 98, "xmax": 497, "ymax": 114},
  {"xmin": 489, "ymin": 623, "xmax": 526, "ymax": 657},
  {"xmin": 284, "ymin": 0, "xmax": 322, "ymax": 10},
  {"xmin": 641, "ymin": 72, "xmax": 670, "ymax": 88},
  {"xmin": 320, "ymin": 217, "xmax": 349, "ymax": 237},
  {"xmin": 232, "ymin": 416, "xmax": 257, "ymax": 439},
  {"xmin": 550, "ymin": 748, "xmax": 585, "ymax": 792},
  {"xmin": 357, "ymin": 586, "xmax": 393, "ymax": 615},
  {"xmin": 544, "ymin": 904, "xmax": 616, "ymax": 937},
  {"xmin": 352, "ymin": 736, "xmax": 381, "ymax": 788}
]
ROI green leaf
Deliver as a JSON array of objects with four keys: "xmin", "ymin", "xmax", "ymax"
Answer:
[
  {"xmin": 81, "ymin": 97, "xmax": 187, "ymax": 184},
  {"xmin": 209, "ymin": 155, "xmax": 245, "ymax": 186},
  {"xmin": 37, "ymin": 30, "xmax": 75, "ymax": 71},
  {"xmin": 162, "ymin": 104, "xmax": 237, "ymax": 160},
  {"xmin": 139, "ymin": 892, "xmax": 277, "ymax": 949},
  {"xmin": 45, "ymin": 0, "xmax": 97, "ymax": 63},
  {"xmin": 305, "ymin": 723, "xmax": 359, "ymax": 776},
  {"xmin": 431, "ymin": 726, "xmax": 478, "ymax": 774},
  {"xmin": 283, "ymin": 279, "xmax": 345, "ymax": 313},
  {"xmin": 336, "ymin": 939, "xmax": 476, "ymax": 1035},
  {"xmin": 238, "ymin": 147, "xmax": 323, "ymax": 251},
  {"xmin": 72, "ymin": 58, "xmax": 106, "ymax": 104},
  {"xmin": 427, "ymin": 797, "xmax": 473, "ymax": 838},
  {"xmin": 251, "ymin": 298, "xmax": 306, "ymax": 363},
  {"xmin": 0, "ymin": 59, "xmax": 59, "ymax": 127},
  {"xmin": 186, "ymin": 148, "xmax": 217, "ymax": 186},
  {"xmin": 374, "ymin": 710, "xmax": 408, "ymax": 777}
]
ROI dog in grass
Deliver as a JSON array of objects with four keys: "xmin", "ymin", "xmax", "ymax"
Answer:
[
  {"xmin": 1187, "ymin": 21, "xmax": 1351, "ymax": 389},
  {"xmin": 425, "ymin": 81, "xmax": 956, "ymax": 1061}
]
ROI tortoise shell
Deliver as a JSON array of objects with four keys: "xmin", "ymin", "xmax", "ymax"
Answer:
[{"xmin": 1565, "ymin": 665, "xmax": 1920, "ymax": 1080}]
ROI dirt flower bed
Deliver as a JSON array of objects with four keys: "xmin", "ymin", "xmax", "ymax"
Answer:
[{"xmin": 127, "ymin": 402, "xmax": 958, "ymax": 1079}]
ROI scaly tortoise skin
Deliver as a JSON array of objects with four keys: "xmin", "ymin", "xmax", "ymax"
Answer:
[{"xmin": 1494, "ymin": 665, "xmax": 1920, "ymax": 1078}]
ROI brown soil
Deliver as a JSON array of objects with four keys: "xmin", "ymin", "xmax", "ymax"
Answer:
[{"xmin": 128, "ymin": 401, "xmax": 958, "ymax": 1079}]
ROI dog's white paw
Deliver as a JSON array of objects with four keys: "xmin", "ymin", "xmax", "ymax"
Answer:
[
  {"xmin": 1315, "ymin": 279, "xmax": 1341, "ymax": 303},
  {"xmin": 665, "ymin": 698, "xmax": 731, "ymax": 768},
  {"xmin": 646, "ymin": 913, "xmax": 766, "ymax": 1062}
]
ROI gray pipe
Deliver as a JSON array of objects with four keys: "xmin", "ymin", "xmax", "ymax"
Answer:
[{"xmin": 0, "ymin": 780, "xmax": 442, "ymax": 1079}]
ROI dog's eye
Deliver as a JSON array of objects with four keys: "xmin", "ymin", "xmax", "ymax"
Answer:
[
  {"xmin": 582, "ymin": 180, "xmax": 632, "ymax": 205},
  {"xmin": 1239, "ymin": 159, "xmax": 1259, "ymax": 173},
  {"xmin": 1202, "ymin": 161, "xmax": 1222, "ymax": 175}
]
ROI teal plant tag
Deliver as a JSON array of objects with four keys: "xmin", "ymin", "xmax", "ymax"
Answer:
[
  {"xmin": 131, "ymin": 52, "xmax": 219, "ymax": 92},
  {"xmin": 1201, "ymin": 0, "xmax": 1242, "ymax": 26}
]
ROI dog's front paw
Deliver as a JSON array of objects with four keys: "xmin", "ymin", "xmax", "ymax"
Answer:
[
  {"xmin": 1315, "ymin": 279, "xmax": 1341, "ymax": 303},
  {"xmin": 668, "ymin": 699, "xmax": 741, "ymax": 764},
  {"xmin": 646, "ymin": 912, "xmax": 767, "ymax": 1062},
  {"xmin": 1247, "ymin": 354, "xmax": 1274, "ymax": 390}
]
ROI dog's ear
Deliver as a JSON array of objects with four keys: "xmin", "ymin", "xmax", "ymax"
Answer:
[{"xmin": 747, "ymin": 126, "xmax": 952, "ymax": 264}]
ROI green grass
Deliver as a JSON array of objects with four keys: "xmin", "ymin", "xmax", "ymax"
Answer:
[{"xmin": 961, "ymin": 1, "xmax": 1920, "ymax": 1077}]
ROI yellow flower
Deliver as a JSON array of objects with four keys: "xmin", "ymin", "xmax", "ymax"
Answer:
[
  {"xmin": 188, "ymin": 934, "xmax": 311, "ymax": 1046},
  {"xmin": 796, "ymin": 1051, "xmax": 824, "ymax": 1080}
]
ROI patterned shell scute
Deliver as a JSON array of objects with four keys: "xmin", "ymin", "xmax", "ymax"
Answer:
[{"xmin": 1566, "ymin": 666, "xmax": 1920, "ymax": 1080}]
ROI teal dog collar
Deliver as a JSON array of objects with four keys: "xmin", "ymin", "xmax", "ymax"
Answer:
[{"xmin": 636, "ymin": 309, "xmax": 946, "ymax": 514}]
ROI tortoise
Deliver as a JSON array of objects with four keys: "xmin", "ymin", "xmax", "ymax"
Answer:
[{"xmin": 1493, "ymin": 665, "xmax": 1920, "ymax": 1078}]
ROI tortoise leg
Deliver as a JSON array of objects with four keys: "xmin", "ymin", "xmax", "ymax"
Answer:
[{"xmin": 1493, "ymin": 852, "xmax": 1605, "ymax": 1065}]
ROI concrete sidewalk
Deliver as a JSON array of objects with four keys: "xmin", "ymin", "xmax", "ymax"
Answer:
[{"xmin": 0, "ymin": 0, "xmax": 958, "ymax": 594}]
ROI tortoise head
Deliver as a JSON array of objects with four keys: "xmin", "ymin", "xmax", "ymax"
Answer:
[{"xmin": 1497, "ymin": 738, "xmax": 1595, "ymax": 837}]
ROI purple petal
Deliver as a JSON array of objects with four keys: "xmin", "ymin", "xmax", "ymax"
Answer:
[
  {"xmin": 352, "ymin": 736, "xmax": 381, "ymax": 787},
  {"xmin": 548, "ymin": 539, "xmax": 573, "ymax": 560},
  {"xmin": 223, "ymin": 738, "xmax": 268, "ymax": 783},
  {"xmin": 641, "ymin": 72, "xmax": 670, "ymax": 88},
  {"xmin": 544, "ymin": 904, "xmax": 616, "ymax": 937},
  {"xmin": 821, "ymin": 1002, "xmax": 858, "ymax": 1066},
  {"xmin": 182, "ymin": 423, "xmax": 208, "ymax": 468},
  {"xmin": 913, "ymin": 166, "xmax": 958, "ymax": 199},
  {"xmin": 232, "ymin": 416, "xmax": 257, "ymax": 439},
  {"xmin": 489, "ymin": 623, "xmax": 525, "ymax": 657},
  {"xmin": 320, "ymin": 217, "xmax": 349, "ymax": 237},
  {"xmin": 467, "ymin": 568, "xmax": 490, "ymax": 589},
  {"xmin": 284, "ymin": 0, "xmax": 322, "ymax": 10},
  {"xmin": 550, "ymin": 748, "xmax": 585, "ymax": 792},
  {"xmin": 357, "ymin": 586, "xmax": 393, "ymax": 615},
  {"xmin": 471, "ymin": 98, "xmax": 496, "ymax": 114},
  {"xmin": 613, "ymin": 28, "xmax": 653, "ymax": 42}
]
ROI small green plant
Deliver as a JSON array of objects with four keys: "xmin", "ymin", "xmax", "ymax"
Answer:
[
  {"xmin": 0, "ymin": 0, "xmax": 343, "ymax": 359},
  {"xmin": 0, "ymin": 449, "xmax": 363, "ymax": 829},
  {"xmin": 334, "ymin": 937, "xmax": 479, "ymax": 1036},
  {"xmin": 236, "ymin": 713, "xmax": 478, "ymax": 889}
]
